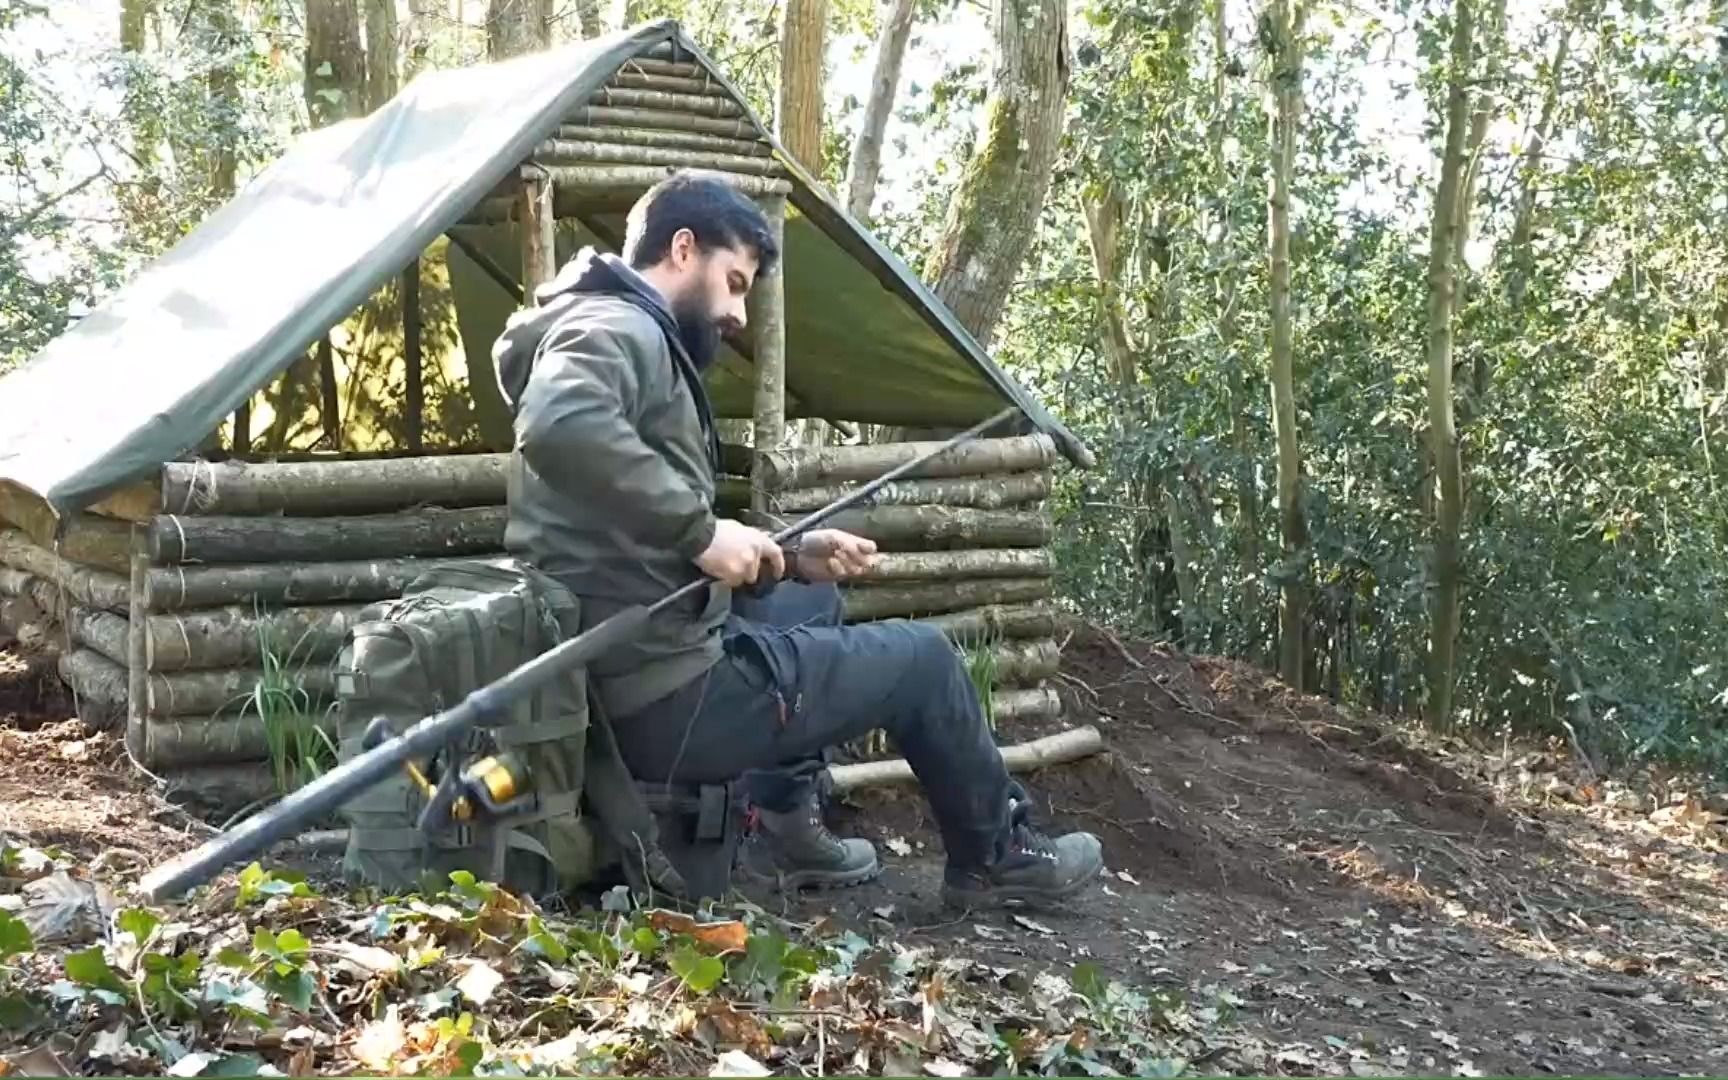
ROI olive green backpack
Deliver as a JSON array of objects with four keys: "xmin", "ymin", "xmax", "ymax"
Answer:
[{"xmin": 331, "ymin": 559, "xmax": 598, "ymax": 897}]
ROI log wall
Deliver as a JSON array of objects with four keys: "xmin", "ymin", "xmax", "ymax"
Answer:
[{"xmin": 757, "ymin": 432, "xmax": 1067, "ymax": 728}]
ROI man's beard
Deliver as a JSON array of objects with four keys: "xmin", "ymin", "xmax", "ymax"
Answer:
[{"xmin": 670, "ymin": 291, "xmax": 721, "ymax": 371}]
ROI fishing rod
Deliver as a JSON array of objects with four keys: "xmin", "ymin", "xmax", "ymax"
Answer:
[{"xmin": 137, "ymin": 407, "xmax": 1021, "ymax": 902}]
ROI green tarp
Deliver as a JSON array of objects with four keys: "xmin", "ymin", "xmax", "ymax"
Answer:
[{"xmin": 0, "ymin": 20, "xmax": 1087, "ymax": 520}]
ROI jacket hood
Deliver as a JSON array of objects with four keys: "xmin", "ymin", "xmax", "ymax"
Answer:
[{"xmin": 493, "ymin": 247, "xmax": 679, "ymax": 415}]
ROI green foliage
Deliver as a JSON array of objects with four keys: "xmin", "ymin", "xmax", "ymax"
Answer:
[
  {"xmin": 0, "ymin": 911, "xmax": 34, "ymax": 963},
  {"xmin": 234, "ymin": 862, "xmax": 316, "ymax": 907},
  {"xmin": 248, "ymin": 619, "xmax": 336, "ymax": 794}
]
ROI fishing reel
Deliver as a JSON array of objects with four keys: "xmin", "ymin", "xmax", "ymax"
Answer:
[{"xmin": 360, "ymin": 716, "xmax": 537, "ymax": 837}]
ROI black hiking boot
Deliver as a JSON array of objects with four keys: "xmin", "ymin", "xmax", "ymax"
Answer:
[
  {"xmin": 941, "ymin": 794, "xmax": 1104, "ymax": 909},
  {"xmin": 740, "ymin": 795, "xmax": 882, "ymax": 891}
]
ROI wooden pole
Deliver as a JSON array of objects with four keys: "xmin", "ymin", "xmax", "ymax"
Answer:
[
  {"xmin": 160, "ymin": 455, "xmax": 509, "ymax": 517},
  {"xmin": 758, "ymin": 434, "xmax": 1058, "ymax": 491},
  {"xmin": 147, "ymin": 506, "xmax": 506, "ymax": 565},
  {"xmin": 519, "ymin": 172, "xmax": 556, "ymax": 304},
  {"xmin": 317, "ymin": 337, "xmax": 340, "ymax": 450},
  {"xmin": 841, "ymin": 578, "xmax": 1053, "ymax": 621},
  {"xmin": 143, "ymin": 555, "xmax": 493, "ymax": 611},
  {"xmin": 127, "ymin": 530, "xmax": 148, "ymax": 761},
  {"xmin": 143, "ymin": 603, "xmax": 369, "ymax": 672},
  {"xmin": 403, "ymin": 260, "xmax": 423, "ymax": 452},
  {"xmin": 830, "ymin": 721, "xmax": 1095, "ymax": 795},
  {"xmin": 751, "ymin": 194, "xmax": 788, "ymax": 514},
  {"xmin": 771, "ymin": 472, "xmax": 1050, "ymax": 512},
  {"xmin": 232, "ymin": 400, "xmax": 251, "ymax": 454}
]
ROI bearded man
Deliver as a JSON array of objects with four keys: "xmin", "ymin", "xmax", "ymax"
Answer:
[{"xmin": 493, "ymin": 171, "xmax": 1103, "ymax": 907}]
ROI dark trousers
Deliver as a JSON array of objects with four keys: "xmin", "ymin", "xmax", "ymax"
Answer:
[{"xmin": 612, "ymin": 582, "xmax": 1015, "ymax": 867}]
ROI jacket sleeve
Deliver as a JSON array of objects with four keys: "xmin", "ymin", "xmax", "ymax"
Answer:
[{"xmin": 514, "ymin": 316, "xmax": 716, "ymax": 561}]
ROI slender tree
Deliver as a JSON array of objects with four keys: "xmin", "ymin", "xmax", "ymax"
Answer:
[
  {"xmin": 845, "ymin": 0, "xmax": 918, "ymax": 220},
  {"xmin": 1423, "ymin": 0, "xmax": 1476, "ymax": 726},
  {"xmin": 487, "ymin": 0, "xmax": 551, "ymax": 59},
  {"xmin": 777, "ymin": 0, "xmax": 829, "ymax": 174},
  {"xmin": 1264, "ymin": 0, "xmax": 1308, "ymax": 689},
  {"xmin": 306, "ymin": 0, "xmax": 367, "ymax": 128},
  {"xmin": 365, "ymin": 0, "xmax": 400, "ymax": 112}
]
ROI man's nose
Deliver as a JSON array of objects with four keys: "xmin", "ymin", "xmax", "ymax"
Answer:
[{"xmin": 724, "ymin": 300, "xmax": 748, "ymax": 334}]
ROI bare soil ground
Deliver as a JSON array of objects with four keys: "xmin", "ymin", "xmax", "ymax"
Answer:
[{"xmin": 2, "ymin": 634, "xmax": 1726, "ymax": 1076}]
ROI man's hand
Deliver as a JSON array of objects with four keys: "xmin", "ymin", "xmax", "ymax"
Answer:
[
  {"xmin": 793, "ymin": 529, "xmax": 878, "ymax": 583},
  {"xmin": 695, "ymin": 519, "xmax": 785, "ymax": 587}
]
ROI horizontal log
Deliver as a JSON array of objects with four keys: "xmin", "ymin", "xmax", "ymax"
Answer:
[
  {"xmin": 149, "ymin": 507, "xmax": 506, "ymax": 565},
  {"xmin": 161, "ymin": 455, "xmax": 509, "ymax": 516},
  {"xmin": 143, "ymin": 713, "xmax": 337, "ymax": 768},
  {"xmin": 857, "ymin": 549, "xmax": 1052, "ymax": 582},
  {"xmin": 556, "ymin": 124, "xmax": 770, "ymax": 157},
  {"xmin": 825, "ymin": 506, "xmax": 1052, "ymax": 548},
  {"xmin": 829, "ymin": 720, "xmax": 1090, "ymax": 795},
  {"xmin": 990, "ymin": 688, "xmax": 1067, "ymax": 724},
  {"xmin": 914, "ymin": 604, "xmax": 1061, "ymax": 645},
  {"xmin": 606, "ymin": 69, "xmax": 723, "ymax": 96},
  {"xmin": 0, "ymin": 567, "xmax": 32, "ymax": 597},
  {"xmin": 88, "ymin": 479, "xmax": 162, "ymax": 523},
  {"xmin": 0, "ymin": 594, "xmax": 54, "ymax": 655},
  {"xmin": 759, "ymin": 435, "xmax": 1059, "ymax": 491},
  {"xmin": 771, "ymin": 473, "xmax": 1050, "ymax": 512},
  {"xmin": 973, "ymin": 638, "xmax": 1062, "ymax": 686},
  {"xmin": 0, "ymin": 530, "xmax": 130, "ymax": 612},
  {"xmin": 67, "ymin": 607, "xmax": 130, "ymax": 667},
  {"xmin": 567, "ymin": 105, "xmax": 762, "ymax": 140},
  {"xmin": 536, "ymin": 164, "xmax": 791, "ymax": 198},
  {"xmin": 145, "ymin": 604, "xmax": 370, "ymax": 672},
  {"xmin": 618, "ymin": 56, "xmax": 705, "ymax": 79},
  {"xmin": 146, "ymin": 664, "xmax": 338, "ymax": 719},
  {"xmin": 143, "ymin": 555, "xmax": 502, "ymax": 611},
  {"xmin": 588, "ymin": 85, "xmax": 743, "ymax": 117},
  {"xmin": 842, "ymin": 578, "xmax": 1052, "ymax": 621},
  {"xmin": 534, "ymin": 139, "xmax": 785, "ymax": 177},
  {"xmin": 57, "ymin": 648, "xmax": 128, "ymax": 710}
]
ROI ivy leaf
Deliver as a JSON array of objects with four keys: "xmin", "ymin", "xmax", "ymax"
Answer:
[
  {"xmin": 117, "ymin": 908, "xmax": 161, "ymax": 945},
  {"xmin": 454, "ymin": 1039, "xmax": 484, "ymax": 1073},
  {"xmin": 0, "ymin": 910, "xmax": 35, "ymax": 962},
  {"xmin": 668, "ymin": 945, "xmax": 725, "ymax": 994},
  {"xmin": 64, "ymin": 947, "xmax": 124, "ymax": 992}
]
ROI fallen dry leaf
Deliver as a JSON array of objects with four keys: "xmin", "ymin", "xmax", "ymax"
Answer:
[
  {"xmin": 355, "ymin": 1006, "xmax": 407, "ymax": 1073},
  {"xmin": 3, "ymin": 1046, "xmax": 71, "ymax": 1078},
  {"xmin": 20, "ymin": 872, "xmax": 111, "ymax": 946},
  {"xmin": 325, "ymin": 941, "xmax": 402, "ymax": 977},
  {"xmin": 167, "ymin": 1051, "xmax": 216, "ymax": 1077},
  {"xmin": 709, "ymin": 1049, "xmax": 771, "ymax": 1077},
  {"xmin": 886, "ymin": 836, "xmax": 913, "ymax": 857},
  {"xmin": 455, "ymin": 961, "xmax": 504, "ymax": 1005},
  {"xmin": 1011, "ymin": 915, "xmax": 1055, "ymax": 936},
  {"xmin": 646, "ymin": 909, "xmax": 748, "ymax": 954},
  {"xmin": 924, "ymin": 1058, "xmax": 968, "ymax": 1077}
]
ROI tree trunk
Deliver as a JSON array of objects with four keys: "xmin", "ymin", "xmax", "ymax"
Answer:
[
  {"xmin": 1266, "ymin": 0, "xmax": 1309, "ymax": 691},
  {"xmin": 777, "ymin": 0, "xmax": 828, "ymax": 175},
  {"xmin": 487, "ymin": 0, "xmax": 551, "ymax": 58},
  {"xmin": 119, "ymin": 0, "xmax": 159, "ymax": 168},
  {"xmin": 305, "ymin": 0, "xmax": 367, "ymax": 128},
  {"xmin": 845, "ymin": 0, "xmax": 917, "ymax": 220},
  {"xmin": 364, "ymin": 0, "xmax": 400, "ymax": 112},
  {"xmin": 404, "ymin": 0, "xmax": 438, "ymax": 78},
  {"xmin": 922, "ymin": 0, "xmax": 1070, "ymax": 346},
  {"xmin": 1215, "ymin": 0, "xmax": 1260, "ymax": 659},
  {"xmin": 1424, "ymin": 0, "xmax": 1475, "ymax": 728},
  {"xmin": 572, "ymin": 0, "xmax": 604, "ymax": 38},
  {"xmin": 1081, "ymin": 183, "xmax": 1138, "ymax": 388}
]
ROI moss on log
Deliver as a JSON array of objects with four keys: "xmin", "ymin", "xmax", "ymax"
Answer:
[
  {"xmin": 842, "ymin": 578, "xmax": 1052, "ymax": 621},
  {"xmin": 771, "ymin": 472, "xmax": 1049, "ymax": 512},
  {"xmin": 144, "ymin": 713, "xmax": 337, "ymax": 768},
  {"xmin": 145, "ymin": 665, "xmax": 337, "ymax": 718},
  {"xmin": 758, "ymin": 434, "xmax": 1057, "ymax": 491},
  {"xmin": 160, "ymin": 456, "xmax": 510, "ymax": 516},
  {"xmin": 858, "ymin": 549, "xmax": 1052, "ymax": 582},
  {"xmin": 143, "ymin": 556, "xmax": 500, "ymax": 611},
  {"xmin": 914, "ymin": 604, "xmax": 1061, "ymax": 644},
  {"xmin": 535, "ymin": 139, "xmax": 785, "ymax": 176},
  {"xmin": 144, "ymin": 604, "xmax": 371, "ymax": 672},
  {"xmin": 67, "ymin": 607, "xmax": 130, "ymax": 667},
  {"xmin": 148, "ymin": 507, "xmax": 506, "ymax": 565},
  {"xmin": 556, "ymin": 124, "xmax": 770, "ymax": 157},
  {"xmin": 0, "ymin": 530, "xmax": 130, "ymax": 612},
  {"xmin": 825, "ymin": 506, "xmax": 1052, "ymax": 548}
]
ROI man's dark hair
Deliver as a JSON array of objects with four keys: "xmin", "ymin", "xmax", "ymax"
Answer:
[{"xmin": 623, "ymin": 172, "xmax": 780, "ymax": 278}]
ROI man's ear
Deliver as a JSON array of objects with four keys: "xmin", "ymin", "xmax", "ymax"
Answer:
[{"xmin": 669, "ymin": 227, "xmax": 698, "ymax": 267}]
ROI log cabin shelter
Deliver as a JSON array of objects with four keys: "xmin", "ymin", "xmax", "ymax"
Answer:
[
  {"xmin": 0, "ymin": 17, "xmax": 1088, "ymax": 524},
  {"xmin": 0, "ymin": 19, "xmax": 1087, "ymax": 786}
]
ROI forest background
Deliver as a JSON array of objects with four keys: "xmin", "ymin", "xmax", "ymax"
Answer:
[{"xmin": 3, "ymin": 0, "xmax": 1725, "ymax": 772}]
